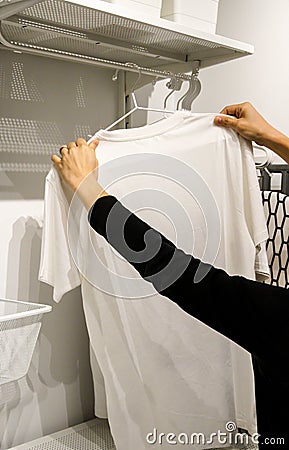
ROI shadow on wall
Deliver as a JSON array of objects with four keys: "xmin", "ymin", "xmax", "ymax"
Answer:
[{"xmin": 0, "ymin": 216, "xmax": 94, "ymax": 449}]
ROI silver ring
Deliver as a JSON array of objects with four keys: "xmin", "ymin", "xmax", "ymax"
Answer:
[{"xmin": 59, "ymin": 145, "xmax": 68, "ymax": 155}]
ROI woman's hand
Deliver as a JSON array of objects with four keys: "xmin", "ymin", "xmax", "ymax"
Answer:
[
  {"xmin": 214, "ymin": 102, "xmax": 274, "ymax": 146},
  {"xmin": 214, "ymin": 102, "xmax": 289, "ymax": 164},
  {"xmin": 52, "ymin": 138, "xmax": 109, "ymax": 211},
  {"xmin": 51, "ymin": 138, "xmax": 99, "ymax": 192}
]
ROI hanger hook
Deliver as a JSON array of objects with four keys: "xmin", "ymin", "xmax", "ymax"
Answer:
[
  {"xmin": 166, "ymin": 72, "xmax": 177, "ymax": 90},
  {"xmin": 163, "ymin": 72, "xmax": 177, "ymax": 109},
  {"xmin": 177, "ymin": 78, "xmax": 192, "ymax": 110},
  {"xmin": 177, "ymin": 70, "xmax": 201, "ymax": 111},
  {"xmin": 112, "ymin": 69, "xmax": 120, "ymax": 82},
  {"xmin": 152, "ymin": 76, "xmax": 160, "ymax": 86},
  {"xmin": 125, "ymin": 62, "xmax": 142, "ymax": 94}
]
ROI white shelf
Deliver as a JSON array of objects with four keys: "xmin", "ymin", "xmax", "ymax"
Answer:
[{"xmin": 0, "ymin": 0, "xmax": 254, "ymax": 76}]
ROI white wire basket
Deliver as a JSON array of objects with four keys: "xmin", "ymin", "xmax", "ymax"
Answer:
[{"xmin": 0, "ymin": 299, "xmax": 52, "ymax": 385}]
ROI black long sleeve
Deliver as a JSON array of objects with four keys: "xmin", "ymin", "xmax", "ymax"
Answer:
[
  {"xmin": 88, "ymin": 195, "xmax": 288, "ymax": 363},
  {"xmin": 88, "ymin": 195, "xmax": 289, "ymax": 442}
]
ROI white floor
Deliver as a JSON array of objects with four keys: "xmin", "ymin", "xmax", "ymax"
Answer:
[
  {"xmin": 7, "ymin": 418, "xmax": 259, "ymax": 450},
  {"xmin": 7, "ymin": 419, "xmax": 116, "ymax": 450}
]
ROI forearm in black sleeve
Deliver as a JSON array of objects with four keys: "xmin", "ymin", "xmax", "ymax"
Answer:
[{"xmin": 88, "ymin": 195, "xmax": 289, "ymax": 364}]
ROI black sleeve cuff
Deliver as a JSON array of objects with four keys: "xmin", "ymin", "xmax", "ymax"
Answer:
[{"xmin": 88, "ymin": 195, "xmax": 118, "ymax": 238}]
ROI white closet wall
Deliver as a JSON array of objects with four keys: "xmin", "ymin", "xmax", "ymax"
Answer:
[
  {"xmin": 194, "ymin": 0, "xmax": 289, "ymax": 154},
  {"xmin": 0, "ymin": 50, "xmax": 120, "ymax": 449}
]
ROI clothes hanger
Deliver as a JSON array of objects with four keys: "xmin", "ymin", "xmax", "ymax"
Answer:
[
  {"xmin": 163, "ymin": 73, "xmax": 183, "ymax": 110},
  {"xmin": 181, "ymin": 77, "xmax": 201, "ymax": 111},
  {"xmin": 253, "ymin": 144, "xmax": 275, "ymax": 178},
  {"xmin": 253, "ymin": 144, "xmax": 275, "ymax": 169},
  {"xmin": 176, "ymin": 69, "xmax": 201, "ymax": 111},
  {"xmin": 147, "ymin": 72, "xmax": 184, "ymax": 126},
  {"xmin": 104, "ymin": 63, "xmax": 177, "ymax": 132}
]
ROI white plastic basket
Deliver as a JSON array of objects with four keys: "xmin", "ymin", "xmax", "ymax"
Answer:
[{"xmin": 0, "ymin": 299, "xmax": 51, "ymax": 385}]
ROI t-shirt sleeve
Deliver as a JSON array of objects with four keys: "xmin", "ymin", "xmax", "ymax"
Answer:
[
  {"xmin": 38, "ymin": 167, "xmax": 81, "ymax": 302},
  {"xmin": 240, "ymin": 137, "xmax": 270, "ymax": 280}
]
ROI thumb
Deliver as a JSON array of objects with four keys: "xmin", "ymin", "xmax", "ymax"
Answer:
[
  {"xmin": 88, "ymin": 139, "xmax": 99, "ymax": 151},
  {"xmin": 214, "ymin": 115, "xmax": 238, "ymax": 130}
]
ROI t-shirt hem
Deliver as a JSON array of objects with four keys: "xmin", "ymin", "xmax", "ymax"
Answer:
[
  {"xmin": 254, "ymin": 230, "xmax": 269, "ymax": 247},
  {"xmin": 94, "ymin": 410, "xmax": 108, "ymax": 419},
  {"xmin": 38, "ymin": 273, "xmax": 81, "ymax": 302}
]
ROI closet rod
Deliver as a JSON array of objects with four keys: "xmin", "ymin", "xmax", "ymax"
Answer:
[{"xmin": 0, "ymin": 22, "xmax": 195, "ymax": 81}]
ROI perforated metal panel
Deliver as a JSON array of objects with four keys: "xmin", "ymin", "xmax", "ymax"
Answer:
[
  {"xmin": 0, "ymin": 48, "xmax": 120, "ymax": 179},
  {"xmin": 19, "ymin": 0, "xmax": 221, "ymax": 52},
  {"xmin": 0, "ymin": 0, "xmax": 253, "ymax": 71},
  {"xmin": 8, "ymin": 419, "xmax": 116, "ymax": 450},
  {"xmin": 0, "ymin": 117, "xmax": 63, "ymax": 154},
  {"xmin": 2, "ymin": 21, "xmax": 167, "ymax": 68}
]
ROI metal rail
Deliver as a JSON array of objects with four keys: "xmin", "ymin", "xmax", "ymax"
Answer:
[{"xmin": 0, "ymin": 20, "xmax": 195, "ymax": 81}]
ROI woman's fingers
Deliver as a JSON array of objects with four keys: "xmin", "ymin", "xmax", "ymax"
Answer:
[
  {"xmin": 51, "ymin": 154, "xmax": 61, "ymax": 164},
  {"xmin": 88, "ymin": 139, "xmax": 99, "ymax": 151},
  {"xmin": 214, "ymin": 115, "xmax": 238, "ymax": 130},
  {"xmin": 67, "ymin": 141, "xmax": 76, "ymax": 150},
  {"xmin": 76, "ymin": 137, "xmax": 87, "ymax": 146},
  {"xmin": 60, "ymin": 147, "xmax": 69, "ymax": 157},
  {"xmin": 219, "ymin": 104, "xmax": 239, "ymax": 116},
  {"xmin": 59, "ymin": 138, "xmax": 98, "ymax": 153},
  {"xmin": 59, "ymin": 145, "xmax": 68, "ymax": 155},
  {"xmin": 51, "ymin": 137, "xmax": 100, "ymax": 192}
]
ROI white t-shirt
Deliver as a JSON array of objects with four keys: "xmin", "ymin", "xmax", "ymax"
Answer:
[{"xmin": 39, "ymin": 112, "xmax": 269, "ymax": 449}]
